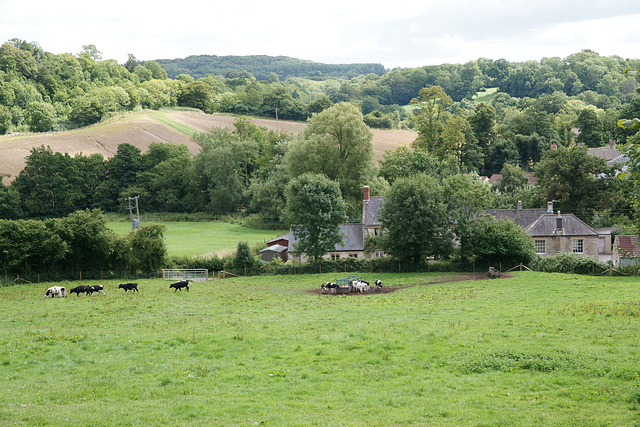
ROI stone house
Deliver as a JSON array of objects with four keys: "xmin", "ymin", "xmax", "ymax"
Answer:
[
  {"xmin": 280, "ymin": 186, "xmax": 385, "ymax": 263},
  {"xmin": 485, "ymin": 201, "xmax": 604, "ymax": 259}
]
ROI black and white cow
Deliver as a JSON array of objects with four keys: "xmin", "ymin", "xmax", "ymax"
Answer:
[
  {"xmin": 45, "ymin": 286, "xmax": 67, "ymax": 298},
  {"xmin": 90, "ymin": 285, "xmax": 105, "ymax": 295},
  {"xmin": 118, "ymin": 283, "xmax": 139, "ymax": 293},
  {"xmin": 374, "ymin": 279, "xmax": 383, "ymax": 288},
  {"xmin": 321, "ymin": 282, "xmax": 338, "ymax": 294},
  {"xmin": 169, "ymin": 279, "xmax": 189, "ymax": 292}
]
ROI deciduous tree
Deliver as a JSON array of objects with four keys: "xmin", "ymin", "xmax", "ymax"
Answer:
[{"xmin": 285, "ymin": 173, "xmax": 347, "ymax": 261}]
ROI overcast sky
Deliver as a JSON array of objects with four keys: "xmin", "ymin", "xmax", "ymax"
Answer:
[{"xmin": 2, "ymin": 1, "xmax": 639, "ymax": 69}]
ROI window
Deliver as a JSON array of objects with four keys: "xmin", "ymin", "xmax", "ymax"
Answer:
[
  {"xmin": 375, "ymin": 251, "xmax": 385, "ymax": 258},
  {"xmin": 572, "ymin": 239, "xmax": 584, "ymax": 254},
  {"xmin": 374, "ymin": 228, "xmax": 380, "ymax": 236},
  {"xmin": 534, "ymin": 240, "xmax": 546, "ymax": 254},
  {"xmin": 349, "ymin": 253, "xmax": 358, "ymax": 259},
  {"xmin": 330, "ymin": 253, "xmax": 340, "ymax": 261}
]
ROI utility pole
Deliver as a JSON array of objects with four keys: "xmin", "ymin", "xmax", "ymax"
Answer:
[{"xmin": 127, "ymin": 195, "xmax": 140, "ymax": 230}]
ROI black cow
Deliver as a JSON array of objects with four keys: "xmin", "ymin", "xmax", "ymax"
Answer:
[
  {"xmin": 70, "ymin": 285, "xmax": 92, "ymax": 296},
  {"xmin": 170, "ymin": 279, "xmax": 189, "ymax": 292},
  {"xmin": 118, "ymin": 283, "xmax": 139, "ymax": 293}
]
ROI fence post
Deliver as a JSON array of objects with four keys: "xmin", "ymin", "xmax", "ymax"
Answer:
[
  {"xmin": 37, "ymin": 274, "xmax": 40, "ymax": 283},
  {"xmin": 267, "ymin": 265, "xmax": 270, "ymax": 274},
  {"xmin": 399, "ymin": 263, "xmax": 401, "ymax": 273},
  {"xmin": 244, "ymin": 266, "xmax": 247, "ymax": 276},
  {"xmin": 499, "ymin": 263, "xmax": 502, "ymax": 273},
  {"xmin": 319, "ymin": 264, "xmax": 322, "ymax": 274},
  {"xmin": 80, "ymin": 271, "xmax": 82, "ymax": 281}
]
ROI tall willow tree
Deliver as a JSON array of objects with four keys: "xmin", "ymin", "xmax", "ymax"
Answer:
[{"xmin": 285, "ymin": 102, "xmax": 376, "ymax": 219}]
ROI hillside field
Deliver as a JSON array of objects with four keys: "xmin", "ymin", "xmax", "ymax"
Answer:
[
  {"xmin": 107, "ymin": 221, "xmax": 288, "ymax": 257},
  {"xmin": 1, "ymin": 272, "xmax": 639, "ymax": 425},
  {"xmin": 0, "ymin": 109, "xmax": 417, "ymax": 184}
]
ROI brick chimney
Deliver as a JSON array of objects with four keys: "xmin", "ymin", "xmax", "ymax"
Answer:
[
  {"xmin": 609, "ymin": 139, "xmax": 616, "ymax": 148},
  {"xmin": 363, "ymin": 186, "xmax": 370, "ymax": 201},
  {"xmin": 547, "ymin": 201, "xmax": 553, "ymax": 213}
]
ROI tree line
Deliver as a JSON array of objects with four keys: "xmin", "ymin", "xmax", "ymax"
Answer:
[{"xmin": 1, "ymin": 39, "xmax": 640, "ymax": 138}]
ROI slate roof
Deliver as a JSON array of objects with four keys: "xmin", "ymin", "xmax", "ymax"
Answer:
[
  {"xmin": 363, "ymin": 196, "xmax": 385, "ymax": 226},
  {"xmin": 588, "ymin": 145, "xmax": 621, "ymax": 162},
  {"xmin": 483, "ymin": 207, "xmax": 548, "ymax": 228},
  {"xmin": 614, "ymin": 235, "xmax": 640, "ymax": 257},
  {"xmin": 525, "ymin": 214, "xmax": 597, "ymax": 237},
  {"xmin": 287, "ymin": 224, "xmax": 365, "ymax": 253}
]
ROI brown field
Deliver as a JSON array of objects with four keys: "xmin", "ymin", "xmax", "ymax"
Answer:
[{"xmin": 0, "ymin": 110, "xmax": 416, "ymax": 184}]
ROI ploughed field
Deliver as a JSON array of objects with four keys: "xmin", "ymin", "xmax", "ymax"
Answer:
[{"xmin": 1, "ymin": 272, "xmax": 639, "ymax": 426}]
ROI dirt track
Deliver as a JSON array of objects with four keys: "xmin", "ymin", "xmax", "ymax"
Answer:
[
  {"xmin": 309, "ymin": 272, "xmax": 514, "ymax": 295},
  {"xmin": 0, "ymin": 110, "xmax": 416, "ymax": 184}
]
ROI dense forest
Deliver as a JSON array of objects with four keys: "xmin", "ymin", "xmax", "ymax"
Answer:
[
  {"xmin": 152, "ymin": 55, "xmax": 387, "ymax": 80},
  {"xmin": 0, "ymin": 38, "xmax": 640, "ymax": 233}
]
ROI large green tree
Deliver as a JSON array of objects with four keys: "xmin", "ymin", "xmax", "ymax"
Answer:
[
  {"xmin": 285, "ymin": 173, "xmax": 347, "ymax": 261},
  {"xmin": 378, "ymin": 173, "xmax": 454, "ymax": 262},
  {"xmin": 285, "ymin": 102, "xmax": 376, "ymax": 218},
  {"xmin": 535, "ymin": 145, "xmax": 612, "ymax": 216},
  {"xmin": 410, "ymin": 85, "xmax": 452, "ymax": 153}
]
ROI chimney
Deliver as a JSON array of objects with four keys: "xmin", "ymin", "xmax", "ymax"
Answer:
[
  {"xmin": 547, "ymin": 201, "xmax": 553, "ymax": 213},
  {"xmin": 609, "ymin": 139, "xmax": 616, "ymax": 148},
  {"xmin": 555, "ymin": 211, "xmax": 563, "ymax": 235},
  {"xmin": 516, "ymin": 201, "xmax": 522, "ymax": 226},
  {"xmin": 550, "ymin": 143, "xmax": 558, "ymax": 150},
  {"xmin": 363, "ymin": 186, "xmax": 370, "ymax": 201}
]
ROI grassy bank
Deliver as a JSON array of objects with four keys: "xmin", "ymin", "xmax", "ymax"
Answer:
[
  {"xmin": 0, "ymin": 272, "xmax": 639, "ymax": 425},
  {"xmin": 108, "ymin": 221, "xmax": 288, "ymax": 257}
]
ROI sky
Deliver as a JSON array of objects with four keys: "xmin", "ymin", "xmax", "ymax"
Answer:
[{"xmin": 2, "ymin": 0, "xmax": 640, "ymax": 69}]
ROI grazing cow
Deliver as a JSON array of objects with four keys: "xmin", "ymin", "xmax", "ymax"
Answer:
[
  {"xmin": 351, "ymin": 279, "xmax": 369, "ymax": 293},
  {"xmin": 90, "ymin": 285, "xmax": 105, "ymax": 295},
  {"xmin": 70, "ymin": 285, "xmax": 92, "ymax": 296},
  {"xmin": 374, "ymin": 279, "xmax": 383, "ymax": 289},
  {"xmin": 321, "ymin": 282, "xmax": 338, "ymax": 294},
  {"xmin": 45, "ymin": 286, "xmax": 67, "ymax": 298},
  {"xmin": 118, "ymin": 282, "xmax": 139, "ymax": 293},
  {"xmin": 169, "ymin": 279, "xmax": 189, "ymax": 292}
]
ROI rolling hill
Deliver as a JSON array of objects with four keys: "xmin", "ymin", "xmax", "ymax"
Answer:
[{"xmin": 0, "ymin": 110, "xmax": 416, "ymax": 184}]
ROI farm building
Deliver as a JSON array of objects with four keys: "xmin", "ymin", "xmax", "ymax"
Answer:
[
  {"xmin": 612, "ymin": 235, "xmax": 640, "ymax": 269},
  {"xmin": 272, "ymin": 186, "xmax": 385, "ymax": 263}
]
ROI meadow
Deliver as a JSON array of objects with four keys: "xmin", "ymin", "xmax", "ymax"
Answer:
[
  {"xmin": 0, "ymin": 271, "xmax": 639, "ymax": 426},
  {"xmin": 107, "ymin": 221, "xmax": 288, "ymax": 257}
]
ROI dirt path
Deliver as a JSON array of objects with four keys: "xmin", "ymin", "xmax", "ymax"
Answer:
[{"xmin": 309, "ymin": 272, "xmax": 514, "ymax": 295}]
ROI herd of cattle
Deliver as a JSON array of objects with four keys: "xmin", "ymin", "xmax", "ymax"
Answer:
[
  {"xmin": 45, "ymin": 277, "xmax": 384, "ymax": 298},
  {"xmin": 320, "ymin": 279, "xmax": 383, "ymax": 294},
  {"xmin": 44, "ymin": 279, "xmax": 190, "ymax": 298}
]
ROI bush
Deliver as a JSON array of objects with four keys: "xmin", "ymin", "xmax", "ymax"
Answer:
[{"xmin": 532, "ymin": 253, "xmax": 608, "ymax": 274}]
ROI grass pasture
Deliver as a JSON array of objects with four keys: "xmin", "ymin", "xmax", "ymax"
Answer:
[
  {"xmin": 1, "ymin": 272, "xmax": 640, "ymax": 426},
  {"xmin": 107, "ymin": 221, "xmax": 288, "ymax": 257}
]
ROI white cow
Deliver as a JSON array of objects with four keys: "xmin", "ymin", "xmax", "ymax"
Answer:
[
  {"xmin": 351, "ymin": 280, "xmax": 369, "ymax": 293},
  {"xmin": 45, "ymin": 286, "xmax": 67, "ymax": 298}
]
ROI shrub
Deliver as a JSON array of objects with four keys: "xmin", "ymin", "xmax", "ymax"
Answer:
[{"xmin": 532, "ymin": 252, "xmax": 608, "ymax": 274}]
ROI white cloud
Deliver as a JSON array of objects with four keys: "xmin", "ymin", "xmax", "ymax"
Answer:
[{"xmin": 0, "ymin": 0, "xmax": 639, "ymax": 68}]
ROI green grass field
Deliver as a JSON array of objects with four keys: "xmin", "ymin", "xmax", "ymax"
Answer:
[
  {"xmin": 1, "ymin": 271, "xmax": 639, "ymax": 425},
  {"xmin": 108, "ymin": 222, "xmax": 288, "ymax": 257}
]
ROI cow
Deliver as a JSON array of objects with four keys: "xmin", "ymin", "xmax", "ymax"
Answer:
[
  {"xmin": 169, "ymin": 279, "xmax": 189, "ymax": 292},
  {"xmin": 351, "ymin": 279, "xmax": 369, "ymax": 293},
  {"xmin": 374, "ymin": 279, "xmax": 383, "ymax": 289},
  {"xmin": 118, "ymin": 283, "xmax": 139, "ymax": 293},
  {"xmin": 321, "ymin": 282, "xmax": 338, "ymax": 294},
  {"xmin": 45, "ymin": 286, "xmax": 67, "ymax": 298},
  {"xmin": 70, "ymin": 285, "xmax": 92, "ymax": 296},
  {"xmin": 90, "ymin": 284, "xmax": 105, "ymax": 295}
]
